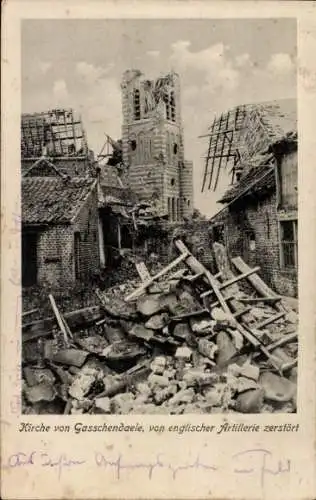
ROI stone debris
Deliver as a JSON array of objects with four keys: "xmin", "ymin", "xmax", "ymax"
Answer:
[{"xmin": 21, "ymin": 242, "xmax": 298, "ymax": 415}]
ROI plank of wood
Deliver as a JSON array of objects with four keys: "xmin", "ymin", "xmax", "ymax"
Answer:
[
  {"xmin": 281, "ymin": 359, "xmax": 297, "ymax": 373},
  {"xmin": 256, "ymin": 312, "xmax": 286, "ymax": 330},
  {"xmin": 125, "ymin": 251, "xmax": 190, "ymax": 301},
  {"xmin": 231, "ymin": 256, "xmax": 277, "ymax": 298},
  {"xmin": 266, "ymin": 332, "xmax": 297, "ymax": 351},
  {"xmin": 49, "ymin": 294, "xmax": 72, "ymax": 346},
  {"xmin": 219, "ymin": 266, "xmax": 261, "ymax": 290},
  {"xmin": 239, "ymin": 296, "xmax": 282, "ymax": 304},
  {"xmin": 170, "ymin": 309, "xmax": 209, "ymax": 322},
  {"xmin": 22, "ymin": 308, "xmax": 39, "ymax": 317},
  {"xmin": 135, "ymin": 261, "xmax": 152, "ymax": 281},
  {"xmin": 233, "ymin": 307, "xmax": 252, "ymax": 319}
]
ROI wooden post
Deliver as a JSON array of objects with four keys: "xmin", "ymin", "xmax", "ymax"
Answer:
[
  {"xmin": 117, "ymin": 221, "xmax": 122, "ymax": 250},
  {"xmin": 125, "ymin": 251, "xmax": 190, "ymax": 301}
]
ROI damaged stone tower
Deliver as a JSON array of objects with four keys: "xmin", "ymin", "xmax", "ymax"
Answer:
[{"xmin": 121, "ymin": 70, "xmax": 193, "ymax": 220}]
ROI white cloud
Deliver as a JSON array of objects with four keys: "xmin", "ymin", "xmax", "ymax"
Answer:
[
  {"xmin": 53, "ymin": 79, "xmax": 69, "ymax": 103},
  {"xmin": 147, "ymin": 50, "xmax": 160, "ymax": 58},
  {"xmin": 235, "ymin": 53, "xmax": 250, "ymax": 68},
  {"xmin": 267, "ymin": 53, "xmax": 294, "ymax": 74},
  {"xmin": 39, "ymin": 61, "xmax": 52, "ymax": 74},
  {"xmin": 170, "ymin": 40, "xmax": 240, "ymax": 92},
  {"xmin": 76, "ymin": 61, "xmax": 114, "ymax": 85}
]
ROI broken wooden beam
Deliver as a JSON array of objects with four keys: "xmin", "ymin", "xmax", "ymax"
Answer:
[
  {"xmin": 23, "ymin": 306, "xmax": 103, "ymax": 343},
  {"xmin": 22, "ymin": 308, "xmax": 39, "ymax": 318},
  {"xmin": 281, "ymin": 359, "xmax": 298, "ymax": 373},
  {"xmin": 238, "ymin": 296, "xmax": 282, "ymax": 304},
  {"xmin": 173, "ymin": 239, "xmax": 282, "ymax": 372},
  {"xmin": 210, "ymin": 294, "xmax": 235, "ymax": 308},
  {"xmin": 125, "ymin": 251, "xmax": 190, "ymax": 301},
  {"xmin": 233, "ymin": 307, "xmax": 252, "ymax": 319},
  {"xmin": 170, "ymin": 308, "xmax": 209, "ymax": 322},
  {"xmin": 231, "ymin": 256, "xmax": 284, "ymax": 312},
  {"xmin": 256, "ymin": 311, "xmax": 286, "ymax": 330},
  {"xmin": 266, "ymin": 332, "xmax": 297, "ymax": 352},
  {"xmin": 219, "ymin": 266, "xmax": 260, "ymax": 290},
  {"xmin": 48, "ymin": 294, "xmax": 73, "ymax": 347}
]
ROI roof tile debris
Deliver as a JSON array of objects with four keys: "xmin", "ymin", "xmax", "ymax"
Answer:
[{"xmin": 219, "ymin": 165, "xmax": 275, "ymax": 204}]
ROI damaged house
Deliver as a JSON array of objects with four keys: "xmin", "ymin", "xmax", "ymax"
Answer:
[
  {"xmin": 21, "ymin": 108, "xmax": 95, "ymax": 176},
  {"xmin": 22, "ymin": 159, "xmax": 100, "ymax": 289},
  {"xmin": 202, "ymin": 99, "xmax": 298, "ymax": 297}
]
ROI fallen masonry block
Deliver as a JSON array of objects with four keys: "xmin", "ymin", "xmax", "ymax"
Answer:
[
  {"xmin": 198, "ymin": 338, "xmax": 218, "ymax": 360},
  {"xmin": 24, "ymin": 382, "xmax": 57, "ymax": 404},
  {"xmin": 94, "ymin": 397, "xmax": 111, "ymax": 414},
  {"xmin": 216, "ymin": 332, "xmax": 237, "ymax": 366},
  {"xmin": 167, "ymin": 388, "xmax": 195, "ymax": 406},
  {"xmin": 175, "ymin": 346, "xmax": 192, "ymax": 362},
  {"xmin": 129, "ymin": 324, "xmax": 155, "ymax": 341},
  {"xmin": 150, "ymin": 356, "xmax": 167, "ymax": 375},
  {"xmin": 259, "ymin": 372, "xmax": 296, "ymax": 403},
  {"xmin": 148, "ymin": 373, "xmax": 170, "ymax": 388},
  {"xmin": 235, "ymin": 388, "xmax": 265, "ymax": 413},
  {"xmin": 49, "ymin": 348, "xmax": 90, "ymax": 368},
  {"xmin": 145, "ymin": 313, "xmax": 169, "ymax": 330},
  {"xmin": 238, "ymin": 362, "xmax": 260, "ymax": 381},
  {"xmin": 137, "ymin": 294, "xmax": 166, "ymax": 316},
  {"xmin": 236, "ymin": 376, "xmax": 260, "ymax": 394}
]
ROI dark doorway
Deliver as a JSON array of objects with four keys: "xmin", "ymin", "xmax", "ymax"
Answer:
[{"xmin": 22, "ymin": 232, "xmax": 38, "ymax": 287}]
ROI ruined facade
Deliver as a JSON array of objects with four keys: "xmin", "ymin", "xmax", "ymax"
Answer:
[
  {"xmin": 121, "ymin": 70, "xmax": 193, "ymax": 221},
  {"xmin": 208, "ymin": 99, "xmax": 298, "ymax": 298}
]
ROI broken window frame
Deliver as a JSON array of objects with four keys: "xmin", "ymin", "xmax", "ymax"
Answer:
[{"xmin": 279, "ymin": 218, "xmax": 298, "ymax": 270}]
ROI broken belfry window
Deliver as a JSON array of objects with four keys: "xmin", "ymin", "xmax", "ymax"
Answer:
[
  {"xmin": 280, "ymin": 219, "xmax": 298, "ymax": 269},
  {"xmin": 133, "ymin": 89, "xmax": 140, "ymax": 120},
  {"xmin": 170, "ymin": 91, "xmax": 175, "ymax": 122}
]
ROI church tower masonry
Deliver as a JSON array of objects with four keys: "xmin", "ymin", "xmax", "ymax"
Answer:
[{"xmin": 121, "ymin": 69, "xmax": 193, "ymax": 221}]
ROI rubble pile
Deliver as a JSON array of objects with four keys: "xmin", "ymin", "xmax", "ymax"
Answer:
[{"xmin": 22, "ymin": 241, "xmax": 298, "ymax": 415}]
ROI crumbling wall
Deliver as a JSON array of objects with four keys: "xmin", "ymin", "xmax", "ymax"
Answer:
[
  {"xmin": 37, "ymin": 225, "xmax": 74, "ymax": 288},
  {"xmin": 181, "ymin": 161, "xmax": 193, "ymax": 218},
  {"xmin": 72, "ymin": 185, "xmax": 100, "ymax": 280},
  {"xmin": 218, "ymin": 193, "xmax": 298, "ymax": 297},
  {"xmin": 35, "ymin": 187, "xmax": 100, "ymax": 289}
]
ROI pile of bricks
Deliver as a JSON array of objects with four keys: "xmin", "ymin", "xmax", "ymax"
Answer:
[{"xmin": 21, "ymin": 242, "xmax": 298, "ymax": 415}]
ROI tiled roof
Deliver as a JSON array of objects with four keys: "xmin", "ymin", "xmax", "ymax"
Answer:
[
  {"xmin": 22, "ymin": 177, "xmax": 96, "ymax": 225},
  {"xmin": 219, "ymin": 165, "xmax": 275, "ymax": 204}
]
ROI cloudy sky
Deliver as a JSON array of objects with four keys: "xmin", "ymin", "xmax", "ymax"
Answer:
[{"xmin": 22, "ymin": 19, "xmax": 297, "ymax": 216}]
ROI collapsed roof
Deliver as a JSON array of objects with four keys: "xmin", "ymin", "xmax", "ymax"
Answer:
[
  {"xmin": 21, "ymin": 108, "xmax": 89, "ymax": 159},
  {"xmin": 201, "ymin": 98, "xmax": 297, "ymax": 192}
]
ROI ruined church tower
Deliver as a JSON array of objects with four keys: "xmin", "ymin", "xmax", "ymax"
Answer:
[{"xmin": 121, "ymin": 69, "xmax": 193, "ymax": 220}]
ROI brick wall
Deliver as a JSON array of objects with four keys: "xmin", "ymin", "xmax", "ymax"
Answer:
[
  {"xmin": 37, "ymin": 225, "xmax": 74, "ymax": 288},
  {"xmin": 72, "ymin": 185, "xmax": 100, "ymax": 279},
  {"xmin": 210, "ymin": 191, "xmax": 298, "ymax": 297},
  {"xmin": 35, "ymin": 186, "xmax": 100, "ymax": 289},
  {"xmin": 181, "ymin": 161, "xmax": 194, "ymax": 218}
]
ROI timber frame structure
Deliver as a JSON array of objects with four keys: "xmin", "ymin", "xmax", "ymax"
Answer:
[
  {"xmin": 200, "ymin": 105, "xmax": 247, "ymax": 192},
  {"xmin": 21, "ymin": 109, "xmax": 89, "ymax": 159}
]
